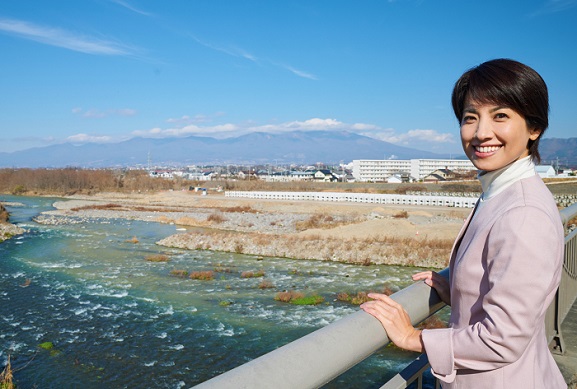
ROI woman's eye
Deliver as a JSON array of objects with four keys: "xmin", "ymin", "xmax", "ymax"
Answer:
[
  {"xmin": 494, "ymin": 113, "xmax": 508, "ymax": 119},
  {"xmin": 462, "ymin": 115, "xmax": 476, "ymax": 124}
]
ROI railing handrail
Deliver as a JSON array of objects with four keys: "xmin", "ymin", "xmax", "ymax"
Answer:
[
  {"xmin": 560, "ymin": 202, "xmax": 577, "ymax": 230},
  {"xmin": 194, "ymin": 269, "xmax": 449, "ymax": 389}
]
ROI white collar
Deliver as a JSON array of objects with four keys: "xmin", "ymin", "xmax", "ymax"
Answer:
[{"xmin": 478, "ymin": 156, "xmax": 536, "ymax": 202}]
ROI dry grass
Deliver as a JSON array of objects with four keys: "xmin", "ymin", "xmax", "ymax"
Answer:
[
  {"xmin": 190, "ymin": 271, "xmax": 215, "ymax": 280},
  {"xmin": 0, "ymin": 355, "xmax": 14, "ymax": 389},
  {"xmin": 258, "ymin": 279, "xmax": 274, "ymax": 289},
  {"xmin": 169, "ymin": 269, "xmax": 188, "ymax": 278},
  {"xmin": 71, "ymin": 203, "xmax": 123, "ymax": 211},
  {"xmin": 218, "ymin": 205, "xmax": 257, "ymax": 213},
  {"xmin": 295, "ymin": 212, "xmax": 360, "ymax": 231},
  {"xmin": 175, "ymin": 216, "xmax": 204, "ymax": 226},
  {"xmin": 393, "ymin": 210, "xmax": 408, "ymax": 219},
  {"xmin": 161, "ymin": 228, "xmax": 454, "ymax": 268},
  {"xmin": 207, "ymin": 212, "xmax": 227, "ymax": 224},
  {"xmin": 240, "ymin": 270, "xmax": 265, "ymax": 278},
  {"xmin": 145, "ymin": 254, "xmax": 170, "ymax": 262},
  {"xmin": 275, "ymin": 290, "xmax": 304, "ymax": 303},
  {"xmin": 126, "ymin": 236, "xmax": 139, "ymax": 244}
]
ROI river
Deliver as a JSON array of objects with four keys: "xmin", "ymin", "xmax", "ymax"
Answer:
[{"xmin": 1, "ymin": 195, "xmax": 431, "ymax": 388}]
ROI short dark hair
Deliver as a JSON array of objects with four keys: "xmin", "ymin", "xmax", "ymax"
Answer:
[{"xmin": 451, "ymin": 59, "xmax": 549, "ymax": 163}]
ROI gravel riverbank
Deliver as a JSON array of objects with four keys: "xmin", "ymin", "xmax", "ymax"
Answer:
[{"xmin": 32, "ymin": 191, "xmax": 468, "ymax": 268}]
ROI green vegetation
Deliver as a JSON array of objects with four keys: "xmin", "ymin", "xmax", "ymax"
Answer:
[
  {"xmin": 39, "ymin": 342, "xmax": 54, "ymax": 350},
  {"xmin": 38, "ymin": 341, "xmax": 61, "ymax": 356},
  {"xmin": 169, "ymin": 269, "xmax": 188, "ymax": 278}
]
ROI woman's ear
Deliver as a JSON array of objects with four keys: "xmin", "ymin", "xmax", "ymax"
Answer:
[{"xmin": 529, "ymin": 128, "xmax": 542, "ymax": 141}]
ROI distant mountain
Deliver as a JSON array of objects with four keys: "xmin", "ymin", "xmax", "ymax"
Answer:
[
  {"xmin": 0, "ymin": 131, "xmax": 451, "ymax": 168},
  {"xmin": 539, "ymin": 137, "xmax": 577, "ymax": 166},
  {"xmin": 0, "ymin": 132, "xmax": 572, "ymax": 168}
]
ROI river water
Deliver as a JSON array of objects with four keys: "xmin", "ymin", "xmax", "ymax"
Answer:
[{"xmin": 1, "ymin": 195, "xmax": 428, "ymax": 388}]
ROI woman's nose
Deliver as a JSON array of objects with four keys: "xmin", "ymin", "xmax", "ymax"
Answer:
[{"xmin": 475, "ymin": 118, "xmax": 493, "ymax": 140}]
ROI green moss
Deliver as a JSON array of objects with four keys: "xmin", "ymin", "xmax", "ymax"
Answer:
[
  {"xmin": 291, "ymin": 295, "xmax": 325, "ymax": 305},
  {"xmin": 39, "ymin": 342, "xmax": 54, "ymax": 350}
]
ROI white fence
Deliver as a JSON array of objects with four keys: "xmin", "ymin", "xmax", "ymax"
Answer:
[{"xmin": 225, "ymin": 191, "xmax": 478, "ymax": 208}]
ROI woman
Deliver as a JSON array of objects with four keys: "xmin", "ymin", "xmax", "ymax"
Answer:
[{"xmin": 360, "ymin": 59, "xmax": 566, "ymax": 388}]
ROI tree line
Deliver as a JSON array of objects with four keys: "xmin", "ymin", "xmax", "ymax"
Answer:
[{"xmin": 0, "ymin": 168, "xmax": 178, "ymax": 195}]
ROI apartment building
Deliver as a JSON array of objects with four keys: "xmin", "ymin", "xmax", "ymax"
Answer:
[{"xmin": 352, "ymin": 158, "xmax": 476, "ymax": 182}]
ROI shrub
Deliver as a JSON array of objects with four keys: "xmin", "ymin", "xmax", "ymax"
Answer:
[
  {"xmin": 145, "ymin": 254, "xmax": 170, "ymax": 262},
  {"xmin": 274, "ymin": 290, "xmax": 324, "ymax": 305},
  {"xmin": 337, "ymin": 291, "xmax": 371, "ymax": 305},
  {"xmin": 207, "ymin": 213, "xmax": 226, "ymax": 223},
  {"xmin": 219, "ymin": 205, "xmax": 257, "ymax": 213},
  {"xmin": 169, "ymin": 269, "xmax": 188, "ymax": 278},
  {"xmin": 275, "ymin": 290, "xmax": 303, "ymax": 303},
  {"xmin": 11, "ymin": 184, "xmax": 27, "ymax": 195},
  {"xmin": 190, "ymin": 271, "xmax": 214, "ymax": 281},
  {"xmin": 393, "ymin": 210, "xmax": 408, "ymax": 219},
  {"xmin": 241, "ymin": 270, "xmax": 265, "ymax": 278},
  {"xmin": 0, "ymin": 355, "xmax": 14, "ymax": 389},
  {"xmin": 258, "ymin": 280, "xmax": 274, "ymax": 289}
]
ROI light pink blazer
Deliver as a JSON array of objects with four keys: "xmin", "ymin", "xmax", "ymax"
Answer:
[{"xmin": 422, "ymin": 174, "xmax": 566, "ymax": 388}]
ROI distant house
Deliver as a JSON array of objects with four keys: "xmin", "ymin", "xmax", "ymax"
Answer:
[
  {"xmin": 386, "ymin": 172, "xmax": 414, "ymax": 183},
  {"xmin": 386, "ymin": 175, "xmax": 403, "ymax": 184},
  {"xmin": 187, "ymin": 172, "xmax": 215, "ymax": 181},
  {"xmin": 313, "ymin": 169, "xmax": 338, "ymax": 182},
  {"xmin": 149, "ymin": 170, "xmax": 174, "ymax": 179},
  {"xmin": 536, "ymin": 165, "xmax": 556, "ymax": 178},
  {"xmin": 423, "ymin": 168, "xmax": 455, "ymax": 182}
]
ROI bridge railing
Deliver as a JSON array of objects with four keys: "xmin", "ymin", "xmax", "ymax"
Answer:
[{"xmin": 194, "ymin": 202, "xmax": 577, "ymax": 389}]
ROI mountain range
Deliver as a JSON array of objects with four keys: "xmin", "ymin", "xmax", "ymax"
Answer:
[{"xmin": 0, "ymin": 131, "xmax": 574, "ymax": 168}]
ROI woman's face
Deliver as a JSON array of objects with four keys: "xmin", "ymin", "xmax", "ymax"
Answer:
[{"xmin": 460, "ymin": 99, "xmax": 541, "ymax": 172}]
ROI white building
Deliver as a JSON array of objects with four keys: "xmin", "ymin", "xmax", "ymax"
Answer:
[
  {"xmin": 535, "ymin": 165, "xmax": 556, "ymax": 178},
  {"xmin": 352, "ymin": 158, "xmax": 476, "ymax": 182}
]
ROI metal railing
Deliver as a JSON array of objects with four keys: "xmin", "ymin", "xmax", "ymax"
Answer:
[{"xmin": 194, "ymin": 203, "xmax": 577, "ymax": 389}]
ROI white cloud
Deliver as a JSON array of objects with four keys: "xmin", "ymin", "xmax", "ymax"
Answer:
[
  {"xmin": 191, "ymin": 35, "xmax": 317, "ymax": 80},
  {"xmin": 0, "ymin": 18, "xmax": 138, "ymax": 56},
  {"xmin": 110, "ymin": 0, "xmax": 152, "ymax": 16},
  {"xmin": 66, "ymin": 134, "xmax": 114, "ymax": 143},
  {"xmin": 61, "ymin": 116, "xmax": 458, "ymax": 153},
  {"xmin": 528, "ymin": 0, "xmax": 577, "ymax": 16},
  {"xmin": 376, "ymin": 129, "xmax": 456, "ymax": 145}
]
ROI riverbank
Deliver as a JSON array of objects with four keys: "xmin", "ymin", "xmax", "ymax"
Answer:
[
  {"xmin": 34, "ymin": 190, "xmax": 468, "ymax": 268},
  {"xmin": 0, "ymin": 202, "xmax": 25, "ymax": 242}
]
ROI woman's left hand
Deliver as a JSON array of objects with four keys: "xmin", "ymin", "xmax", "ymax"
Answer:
[{"xmin": 360, "ymin": 293, "xmax": 424, "ymax": 353}]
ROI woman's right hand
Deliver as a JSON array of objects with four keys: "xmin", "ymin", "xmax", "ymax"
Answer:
[{"xmin": 412, "ymin": 271, "xmax": 450, "ymax": 306}]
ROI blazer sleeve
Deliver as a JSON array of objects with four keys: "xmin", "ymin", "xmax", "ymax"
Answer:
[{"xmin": 422, "ymin": 205, "xmax": 563, "ymax": 381}]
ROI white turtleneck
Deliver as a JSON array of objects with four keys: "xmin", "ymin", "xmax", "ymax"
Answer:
[{"xmin": 476, "ymin": 156, "xmax": 537, "ymax": 212}]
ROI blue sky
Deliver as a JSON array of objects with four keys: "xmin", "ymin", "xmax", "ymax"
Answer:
[{"xmin": 1, "ymin": 0, "xmax": 576, "ymax": 156}]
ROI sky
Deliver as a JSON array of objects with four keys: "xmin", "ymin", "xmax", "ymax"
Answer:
[{"xmin": 1, "ymin": 0, "xmax": 576, "ymax": 156}]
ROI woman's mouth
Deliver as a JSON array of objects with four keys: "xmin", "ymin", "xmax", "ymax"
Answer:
[{"xmin": 475, "ymin": 145, "xmax": 501, "ymax": 153}]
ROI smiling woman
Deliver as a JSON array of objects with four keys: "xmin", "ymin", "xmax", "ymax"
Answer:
[{"xmin": 361, "ymin": 59, "xmax": 567, "ymax": 388}]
